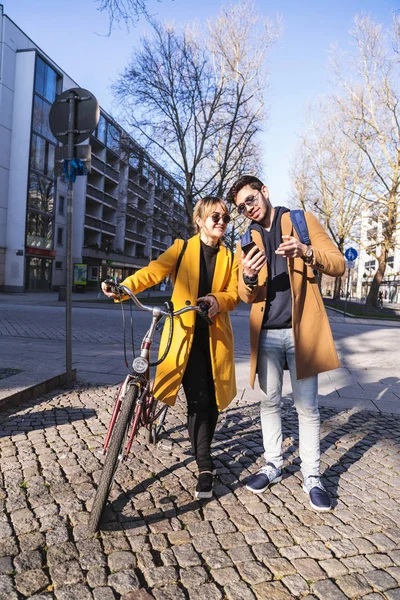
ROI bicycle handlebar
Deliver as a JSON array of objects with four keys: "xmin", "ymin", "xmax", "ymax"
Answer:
[{"xmin": 103, "ymin": 280, "xmax": 214, "ymax": 325}]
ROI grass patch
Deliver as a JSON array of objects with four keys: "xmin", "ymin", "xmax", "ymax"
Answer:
[{"xmin": 324, "ymin": 298, "xmax": 400, "ymax": 321}]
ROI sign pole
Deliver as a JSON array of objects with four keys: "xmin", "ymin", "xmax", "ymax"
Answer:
[
  {"xmin": 66, "ymin": 91, "xmax": 76, "ymax": 387},
  {"xmin": 343, "ymin": 267, "xmax": 351, "ymax": 319},
  {"xmin": 49, "ymin": 87, "xmax": 99, "ymax": 388}
]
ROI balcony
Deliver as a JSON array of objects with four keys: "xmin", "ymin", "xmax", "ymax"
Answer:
[
  {"xmin": 105, "ymin": 163, "xmax": 119, "ymax": 182},
  {"xmin": 128, "ymin": 179, "xmax": 149, "ymax": 200},
  {"xmin": 152, "ymin": 239, "xmax": 168, "ymax": 251},
  {"xmin": 91, "ymin": 154, "xmax": 104, "ymax": 174},
  {"xmin": 103, "ymin": 192, "xmax": 118, "ymax": 209},
  {"xmin": 154, "ymin": 197, "xmax": 170, "ymax": 214},
  {"xmin": 86, "ymin": 184, "xmax": 103, "ymax": 202},
  {"xmin": 154, "ymin": 221, "xmax": 169, "ymax": 234},
  {"xmin": 125, "ymin": 230, "xmax": 147, "ymax": 244},
  {"xmin": 102, "ymin": 221, "xmax": 116, "ymax": 235},
  {"xmin": 127, "ymin": 204, "xmax": 147, "ymax": 221},
  {"xmin": 85, "ymin": 215, "xmax": 102, "ymax": 230},
  {"xmin": 85, "ymin": 216, "xmax": 116, "ymax": 235}
]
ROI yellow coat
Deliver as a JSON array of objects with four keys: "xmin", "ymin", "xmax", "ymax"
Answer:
[
  {"xmin": 120, "ymin": 234, "xmax": 239, "ymax": 410},
  {"xmin": 237, "ymin": 212, "xmax": 346, "ymax": 386}
]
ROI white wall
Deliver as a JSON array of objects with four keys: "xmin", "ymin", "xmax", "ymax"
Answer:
[{"xmin": 4, "ymin": 49, "xmax": 35, "ymax": 291}]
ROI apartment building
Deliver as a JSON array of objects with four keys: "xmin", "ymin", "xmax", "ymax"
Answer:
[
  {"xmin": 355, "ymin": 210, "xmax": 400, "ymax": 303},
  {"xmin": 0, "ymin": 4, "xmax": 187, "ymax": 293}
]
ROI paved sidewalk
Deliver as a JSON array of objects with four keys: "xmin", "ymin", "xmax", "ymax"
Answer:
[{"xmin": 0, "ymin": 380, "xmax": 399, "ymax": 599}]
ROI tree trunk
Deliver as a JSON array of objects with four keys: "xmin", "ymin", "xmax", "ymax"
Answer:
[
  {"xmin": 366, "ymin": 247, "xmax": 386, "ymax": 308},
  {"xmin": 333, "ymin": 276, "xmax": 342, "ymax": 300}
]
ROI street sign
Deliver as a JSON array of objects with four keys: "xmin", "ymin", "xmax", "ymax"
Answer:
[
  {"xmin": 346, "ymin": 260, "xmax": 355, "ymax": 270},
  {"xmin": 49, "ymin": 87, "xmax": 100, "ymax": 145},
  {"xmin": 344, "ymin": 247, "xmax": 358, "ymax": 261}
]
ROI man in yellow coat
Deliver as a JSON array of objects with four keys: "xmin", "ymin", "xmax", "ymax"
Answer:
[{"xmin": 227, "ymin": 175, "xmax": 345, "ymax": 512}]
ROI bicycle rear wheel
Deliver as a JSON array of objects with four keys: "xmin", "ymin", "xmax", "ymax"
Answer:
[{"xmin": 88, "ymin": 384, "xmax": 139, "ymax": 532}]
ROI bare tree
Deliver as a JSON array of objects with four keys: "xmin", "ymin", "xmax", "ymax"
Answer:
[
  {"xmin": 94, "ymin": 0, "xmax": 162, "ymax": 31},
  {"xmin": 329, "ymin": 14, "xmax": 400, "ymax": 307},
  {"xmin": 113, "ymin": 0, "xmax": 280, "ymax": 229},
  {"xmin": 291, "ymin": 100, "xmax": 374, "ymax": 298}
]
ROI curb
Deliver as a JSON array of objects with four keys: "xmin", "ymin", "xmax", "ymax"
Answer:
[{"xmin": 0, "ymin": 369, "xmax": 77, "ymax": 411}]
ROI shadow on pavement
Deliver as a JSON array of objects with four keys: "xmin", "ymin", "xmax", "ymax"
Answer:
[
  {"xmin": 0, "ymin": 407, "xmax": 97, "ymax": 438},
  {"xmin": 96, "ymin": 396, "xmax": 400, "ymax": 529}
]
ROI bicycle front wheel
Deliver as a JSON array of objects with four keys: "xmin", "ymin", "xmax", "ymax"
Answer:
[{"xmin": 88, "ymin": 384, "xmax": 139, "ymax": 532}]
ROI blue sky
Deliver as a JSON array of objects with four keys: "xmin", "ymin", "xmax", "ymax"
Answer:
[{"xmin": 3, "ymin": 0, "xmax": 398, "ymax": 204}]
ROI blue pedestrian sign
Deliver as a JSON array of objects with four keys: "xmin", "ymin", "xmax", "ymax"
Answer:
[{"xmin": 344, "ymin": 247, "xmax": 358, "ymax": 261}]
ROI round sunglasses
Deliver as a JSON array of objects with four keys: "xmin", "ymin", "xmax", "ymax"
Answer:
[{"xmin": 210, "ymin": 213, "xmax": 231, "ymax": 224}]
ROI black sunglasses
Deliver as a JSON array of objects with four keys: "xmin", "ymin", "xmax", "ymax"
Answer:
[
  {"xmin": 210, "ymin": 213, "xmax": 231, "ymax": 224},
  {"xmin": 236, "ymin": 191, "xmax": 259, "ymax": 215}
]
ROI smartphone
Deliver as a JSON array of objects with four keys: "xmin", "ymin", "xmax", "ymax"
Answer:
[
  {"xmin": 241, "ymin": 230, "xmax": 257, "ymax": 255},
  {"xmin": 242, "ymin": 241, "xmax": 257, "ymax": 255}
]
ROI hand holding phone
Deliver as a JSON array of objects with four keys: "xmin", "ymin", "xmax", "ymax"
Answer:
[{"xmin": 242, "ymin": 240, "xmax": 257, "ymax": 255}]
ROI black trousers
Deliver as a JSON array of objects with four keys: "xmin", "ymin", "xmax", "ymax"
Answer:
[{"xmin": 182, "ymin": 327, "xmax": 219, "ymax": 472}]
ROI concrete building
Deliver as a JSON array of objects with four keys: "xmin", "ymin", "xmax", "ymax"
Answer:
[
  {"xmin": 0, "ymin": 4, "xmax": 187, "ymax": 293},
  {"xmin": 355, "ymin": 209, "xmax": 400, "ymax": 304}
]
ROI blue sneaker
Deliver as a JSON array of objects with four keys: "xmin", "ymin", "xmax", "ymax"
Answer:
[
  {"xmin": 246, "ymin": 462, "xmax": 282, "ymax": 494},
  {"xmin": 303, "ymin": 476, "xmax": 331, "ymax": 511}
]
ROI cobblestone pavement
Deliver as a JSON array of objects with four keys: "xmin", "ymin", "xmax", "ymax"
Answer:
[{"xmin": 0, "ymin": 381, "xmax": 399, "ymax": 600}]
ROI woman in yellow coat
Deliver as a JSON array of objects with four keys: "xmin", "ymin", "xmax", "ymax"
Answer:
[{"xmin": 102, "ymin": 196, "xmax": 239, "ymax": 499}]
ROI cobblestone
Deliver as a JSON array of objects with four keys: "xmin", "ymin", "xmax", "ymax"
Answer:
[{"xmin": 1, "ymin": 352, "xmax": 400, "ymax": 599}]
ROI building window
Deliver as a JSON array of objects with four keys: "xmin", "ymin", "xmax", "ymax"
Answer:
[
  {"xmin": 35, "ymin": 56, "xmax": 58, "ymax": 102},
  {"xmin": 55, "ymin": 261, "xmax": 63, "ymax": 270},
  {"xmin": 28, "ymin": 173, "xmax": 54, "ymax": 213},
  {"xmin": 107, "ymin": 124, "xmax": 120, "ymax": 153},
  {"xmin": 129, "ymin": 154, "xmax": 140, "ymax": 170},
  {"xmin": 57, "ymin": 227, "xmax": 63, "ymax": 246},
  {"xmin": 30, "ymin": 134, "xmax": 55, "ymax": 177},
  {"xmin": 26, "ymin": 212, "xmax": 53, "ymax": 249},
  {"xmin": 59, "ymin": 195, "xmax": 65, "ymax": 214},
  {"xmin": 26, "ymin": 56, "xmax": 60, "ymax": 254},
  {"xmin": 96, "ymin": 114, "xmax": 107, "ymax": 145}
]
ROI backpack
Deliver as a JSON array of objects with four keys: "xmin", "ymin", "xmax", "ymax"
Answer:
[
  {"xmin": 173, "ymin": 240, "xmax": 188, "ymax": 282},
  {"xmin": 290, "ymin": 210, "xmax": 310, "ymax": 245},
  {"xmin": 290, "ymin": 210, "xmax": 319, "ymax": 279}
]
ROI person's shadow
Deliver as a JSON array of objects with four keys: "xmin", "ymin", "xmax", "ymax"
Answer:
[{"xmin": 94, "ymin": 378, "xmax": 400, "ymax": 528}]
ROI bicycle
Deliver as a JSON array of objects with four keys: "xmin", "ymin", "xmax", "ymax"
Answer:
[{"xmin": 88, "ymin": 281, "xmax": 213, "ymax": 533}]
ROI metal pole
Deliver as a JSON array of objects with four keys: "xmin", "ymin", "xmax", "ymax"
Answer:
[
  {"xmin": 66, "ymin": 91, "xmax": 76, "ymax": 387},
  {"xmin": 343, "ymin": 267, "xmax": 351, "ymax": 319}
]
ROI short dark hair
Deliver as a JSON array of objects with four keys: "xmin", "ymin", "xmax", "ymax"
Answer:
[{"xmin": 226, "ymin": 175, "xmax": 264, "ymax": 204}]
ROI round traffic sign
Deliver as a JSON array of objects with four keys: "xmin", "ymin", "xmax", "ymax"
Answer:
[
  {"xmin": 49, "ymin": 88, "xmax": 100, "ymax": 145},
  {"xmin": 344, "ymin": 247, "xmax": 358, "ymax": 261}
]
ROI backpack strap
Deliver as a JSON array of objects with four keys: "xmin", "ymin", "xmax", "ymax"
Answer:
[
  {"xmin": 290, "ymin": 210, "xmax": 311, "ymax": 246},
  {"xmin": 174, "ymin": 240, "xmax": 188, "ymax": 282}
]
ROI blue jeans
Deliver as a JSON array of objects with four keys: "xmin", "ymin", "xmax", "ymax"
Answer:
[{"xmin": 257, "ymin": 329, "xmax": 320, "ymax": 479}]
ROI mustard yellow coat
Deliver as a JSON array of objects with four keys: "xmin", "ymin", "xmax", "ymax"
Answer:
[
  {"xmin": 237, "ymin": 212, "xmax": 346, "ymax": 386},
  {"xmin": 120, "ymin": 234, "xmax": 240, "ymax": 410}
]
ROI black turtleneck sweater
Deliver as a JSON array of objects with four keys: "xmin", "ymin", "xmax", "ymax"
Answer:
[
  {"xmin": 250, "ymin": 206, "xmax": 292, "ymax": 329},
  {"xmin": 195, "ymin": 240, "xmax": 218, "ymax": 330}
]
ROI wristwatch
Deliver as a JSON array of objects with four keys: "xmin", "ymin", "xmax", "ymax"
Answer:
[{"xmin": 303, "ymin": 246, "xmax": 314, "ymax": 264}]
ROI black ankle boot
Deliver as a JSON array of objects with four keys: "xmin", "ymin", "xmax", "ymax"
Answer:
[{"xmin": 195, "ymin": 471, "xmax": 213, "ymax": 499}]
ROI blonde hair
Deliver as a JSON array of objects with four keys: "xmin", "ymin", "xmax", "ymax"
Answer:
[{"xmin": 193, "ymin": 196, "xmax": 229, "ymax": 233}]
